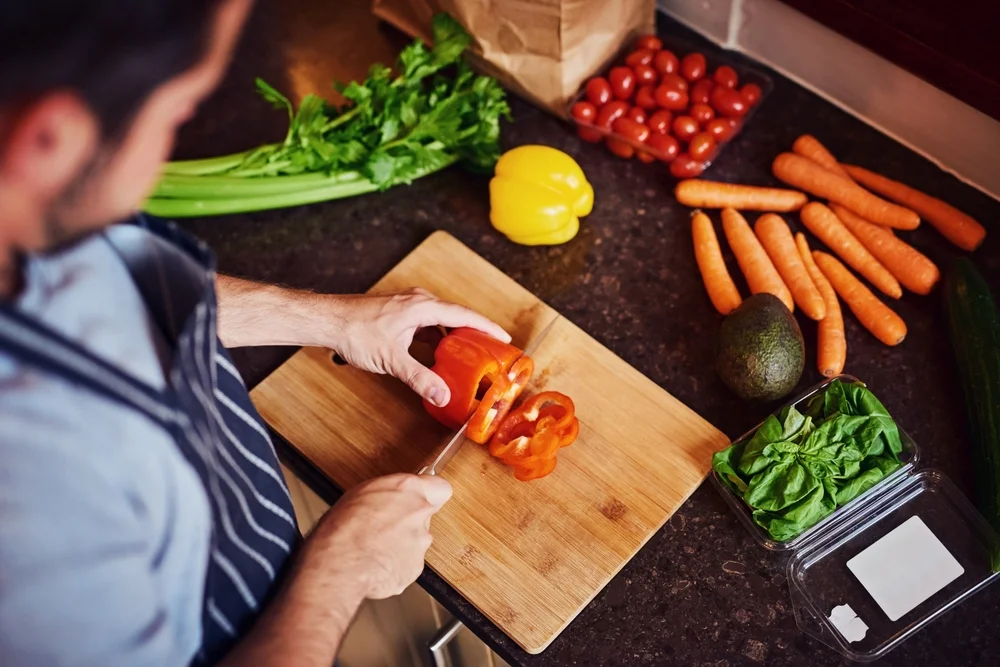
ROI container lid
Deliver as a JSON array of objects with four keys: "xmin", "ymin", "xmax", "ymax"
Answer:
[{"xmin": 786, "ymin": 469, "xmax": 1000, "ymax": 661}]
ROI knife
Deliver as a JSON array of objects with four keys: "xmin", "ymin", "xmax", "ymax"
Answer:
[{"xmin": 418, "ymin": 315, "xmax": 560, "ymax": 476}]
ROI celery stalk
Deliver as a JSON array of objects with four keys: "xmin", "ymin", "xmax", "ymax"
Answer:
[
  {"xmin": 153, "ymin": 171, "xmax": 363, "ymax": 199},
  {"xmin": 144, "ymin": 156, "xmax": 457, "ymax": 218}
]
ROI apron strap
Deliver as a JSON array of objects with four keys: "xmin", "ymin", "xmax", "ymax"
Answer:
[
  {"xmin": 0, "ymin": 285, "xmax": 177, "ymax": 432},
  {"xmin": 104, "ymin": 216, "xmax": 212, "ymax": 345}
]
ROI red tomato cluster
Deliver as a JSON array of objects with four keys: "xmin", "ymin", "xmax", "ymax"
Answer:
[{"xmin": 571, "ymin": 35, "xmax": 764, "ymax": 177}]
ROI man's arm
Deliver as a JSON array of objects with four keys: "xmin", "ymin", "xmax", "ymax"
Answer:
[
  {"xmin": 215, "ymin": 275, "xmax": 510, "ymax": 407},
  {"xmin": 215, "ymin": 275, "xmax": 335, "ymax": 349},
  {"xmin": 218, "ymin": 474, "xmax": 450, "ymax": 667}
]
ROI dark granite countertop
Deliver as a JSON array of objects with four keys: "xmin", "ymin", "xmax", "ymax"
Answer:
[{"xmin": 174, "ymin": 1, "xmax": 1000, "ymax": 665}]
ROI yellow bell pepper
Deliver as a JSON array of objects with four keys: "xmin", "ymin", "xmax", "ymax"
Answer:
[{"xmin": 489, "ymin": 145, "xmax": 593, "ymax": 246}]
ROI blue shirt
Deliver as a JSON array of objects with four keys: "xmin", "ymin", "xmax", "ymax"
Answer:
[{"xmin": 0, "ymin": 235, "xmax": 212, "ymax": 666}]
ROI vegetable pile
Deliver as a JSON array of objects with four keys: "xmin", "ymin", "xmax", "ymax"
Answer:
[
  {"xmin": 569, "ymin": 35, "xmax": 764, "ymax": 177},
  {"xmin": 145, "ymin": 14, "xmax": 510, "ymax": 217},
  {"xmin": 677, "ymin": 133, "xmax": 986, "ymax": 388},
  {"xmin": 713, "ymin": 379, "xmax": 904, "ymax": 541}
]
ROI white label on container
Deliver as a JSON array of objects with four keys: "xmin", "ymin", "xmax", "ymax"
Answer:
[
  {"xmin": 846, "ymin": 515, "xmax": 964, "ymax": 622},
  {"xmin": 828, "ymin": 604, "xmax": 868, "ymax": 643}
]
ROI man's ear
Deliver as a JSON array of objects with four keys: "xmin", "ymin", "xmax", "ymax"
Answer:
[{"xmin": 0, "ymin": 92, "xmax": 99, "ymax": 202}]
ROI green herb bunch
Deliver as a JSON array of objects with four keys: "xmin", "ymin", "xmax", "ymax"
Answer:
[
  {"xmin": 146, "ymin": 14, "xmax": 510, "ymax": 217},
  {"xmin": 714, "ymin": 380, "xmax": 904, "ymax": 542}
]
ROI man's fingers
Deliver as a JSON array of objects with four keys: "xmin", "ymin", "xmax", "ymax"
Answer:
[
  {"xmin": 393, "ymin": 356, "xmax": 451, "ymax": 407},
  {"xmin": 417, "ymin": 301, "xmax": 511, "ymax": 343}
]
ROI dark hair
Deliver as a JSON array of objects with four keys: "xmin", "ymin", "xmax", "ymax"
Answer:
[{"xmin": 0, "ymin": 0, "xmax": 225, "ymax": 138}]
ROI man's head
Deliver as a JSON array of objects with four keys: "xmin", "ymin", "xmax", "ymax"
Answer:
[{"xmin": 0, "ymin": 0, "xmax": 251, "ymax": 268}]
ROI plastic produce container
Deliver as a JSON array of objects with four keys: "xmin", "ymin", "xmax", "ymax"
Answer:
[
  {"xmin": 712, "ymin": 375, "xmax": 1000, "ymax": 661},
  {"xmin": 566, "ymin": 36, "xmax": 773, "ymax": 175}
]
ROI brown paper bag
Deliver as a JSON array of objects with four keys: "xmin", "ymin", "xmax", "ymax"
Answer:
[{"xmin": 372, "ymin": 0, "xmax": 655, "ymax": 115}]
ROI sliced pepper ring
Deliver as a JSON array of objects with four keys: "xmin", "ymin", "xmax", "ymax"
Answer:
[
  {"xmin": 488, "ymin": 391, "xmax": 580, "ymax": 481},
  {"xmin": 466, "ymin": 356, "xmax": 534, "ymax": 444}
]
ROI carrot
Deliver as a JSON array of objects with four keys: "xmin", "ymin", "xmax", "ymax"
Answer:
[
  {"xmin": 772, "ymin": 153, "xmax": 920, "ymax": 230},
  {"xmin": 754, "ymin": 213, "xmax": 826, "ymax": 320},
  {"xmin": 691, "ymin": 210, "xmax": 742, "ymax": 315},
  {"xmin": 796, "ymin": 234, "xmax": 846, "ymax": 376},
  {"xmin": 831, "ymin": 203, "xmax": 940, "ymax": 295},
  {"xmin": 843, "ymin": 164, "xmax": 986, "ymax": 251},
  {"xmin": 721, "ymin": 208, "xmax": 794, "ymax": 312},
  {"xmin": 675, "ymin": 180, "xmax": 807, "ymax": 211},
  {"xmin": 800, "ymin": 202, "xmax": 902, "ymax": 299},
  {"xmin": 813, "ymin": 251, "xmax": 907, "ymax": 346},
  {"xmin": 791, "ymin": 135, "xmax": 851, "ymax": 179}
]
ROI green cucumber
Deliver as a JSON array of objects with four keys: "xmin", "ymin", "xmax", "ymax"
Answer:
[{"xmin": 945, "ymin": 259, "xmax": 1000, "ymax": 571}]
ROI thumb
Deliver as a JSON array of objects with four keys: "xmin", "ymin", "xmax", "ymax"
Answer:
[
  {"xmin": 393, "ymin": 355, "xmax": 451, "ymax": 407},
  {"xmin": 418, "ymin": 475, "xmax": 454, "ymax": 509}
]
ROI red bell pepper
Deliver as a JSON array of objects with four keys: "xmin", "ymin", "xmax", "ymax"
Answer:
[
  {"xmin": 489, "ymin": 392, "xmax": 579, "ymax": 481},
  {"xmin": 422, "ymin": 328, "xmax": 532, "ymax": 442}
]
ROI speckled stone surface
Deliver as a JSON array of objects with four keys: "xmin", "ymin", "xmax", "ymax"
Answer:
[{"xmin": 173, "ymin": 1, "xmax": 1000, "ymax": 665}]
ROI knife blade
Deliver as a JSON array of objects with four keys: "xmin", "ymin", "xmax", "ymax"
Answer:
[{"xmin": 418, "ymin": 315, "xmax": 560, "ymax": 476}]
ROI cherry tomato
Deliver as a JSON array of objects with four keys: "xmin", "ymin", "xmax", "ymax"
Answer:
[
  {"xmin": 741, "ymin": 83, "xmax": 763, "ymax": 106},
  {"xmin": 605, "ymin": 136, "xmax": 635, "ymax": 159},
  {"xmin": 585, "ymin": 77, "xmax": 612, "ymax": 106},
  {"xmin": 710, "ymin": 86, "xmax": 749, "ymax": 118},
  {"xmin": 659, "ymin": 72, "xmax": 688, "ymax": 93},
  {"xmin": 635, "ymin": 35, "xmax": 663, "ymax": 51},
  {"xmin": 634, "ymin": 85, "xmax": 658, "ymax": 111},
  {"xmin": 680, "ymin": 53, "xmax": 707, "ymax": 82},
  {"xmin": 688, "ymin": 133, "xmax": 718, "ymax": 161},
  {"xmin": 647, "ymin": 109, "xmax": 673, "ymax": 134},
  {"xmin": 705, "ymin": 117, "xmax": 737, "ymax": 142},
  {"xmin": 672, "ymin": 115, "xmax": 699, "ymax": 142},
  {"xmin": 576, "ymin": 126, "xmax": 603, "ymax": 143},
  {"xmin": 654, "ymin": 84, "xmax": 689, "ymax": 111},
  {"xmin": 633, "ymin": 64, "xmax": 658, "ymax": 86},
  {"xmin": 609, "ymin": 67, "xmax": 636, "ymax": 100},
  {"xmin": 595, "ymin": 100, "xmax": 629, "ymax": 129},
  {"xmin": 626, "ymin": 106, "xmax": 647, "ymax": 124},
  {"xmin": 625, "ymin": 48, "xmax": 655, "ymax": 68},
  {"xmin": 713, "ymin": 65, "xmax": 739, "ymax": 89},
  {"xmin": 689, "ymin": 103, "xmax": 715, "ymax": 125},
  {"xmin": 571, "ymin": 101, "xmax": 597, "ymax": 123},
  {"xmin": 612, "ymin": 117, "xmax": 651, "ymax": 144},
  {"xmin": 646, "ymin": 133, "xmax": 680, "ymax": 162},
  {"xmin": 691, "ymin": 79, "xmax": 714, "ymax": 105},
  {"xmin": 670, "ymin": 153, "xmax": 706, "ymax": 178},
  {"xmin": 636, "ymin": 150, "xmax": 657, "ymax": 164},
  {"xmin": 653, "ymin": 50, "xmax": 679, "ymax": 76}
]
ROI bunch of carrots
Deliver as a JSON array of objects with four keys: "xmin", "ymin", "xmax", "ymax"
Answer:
[{"xmin": 679, "ymin": 133, "xmax": 987, "ymax": 378}]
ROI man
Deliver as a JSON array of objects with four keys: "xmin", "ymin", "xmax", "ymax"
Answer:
[{"xmin": 0, "ymin": 1, "xmax": 508, "ymax": 665}]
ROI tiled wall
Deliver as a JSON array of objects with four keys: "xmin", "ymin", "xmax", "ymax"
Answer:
[{"xmin": 659, "ymin": 0, "xmax": 1000, "ymax": 201}]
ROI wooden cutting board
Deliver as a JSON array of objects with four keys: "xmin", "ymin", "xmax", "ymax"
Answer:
[{"xmin": 251, "ymin": 231, "xmax": 728, "ymax": 653}]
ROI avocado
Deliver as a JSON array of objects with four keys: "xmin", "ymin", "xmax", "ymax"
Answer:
[{"xmin": 716, "ymin": 294, "xmax": 804, "ymax": 401}]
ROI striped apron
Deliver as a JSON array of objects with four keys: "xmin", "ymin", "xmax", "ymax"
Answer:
[{"xmin": 0, "ymin": 216, "xmax": 299, "ymax": 665}]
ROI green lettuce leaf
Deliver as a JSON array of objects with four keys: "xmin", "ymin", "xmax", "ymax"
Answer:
[{"xmin": 711, "ymin": 380, "xmax": 905, "ymax": 541}]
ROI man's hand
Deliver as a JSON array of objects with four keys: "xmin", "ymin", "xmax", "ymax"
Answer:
[
  {"xmin": 325, "ymin": 288, "xmax": 509, "ymax": 407},
  {"xmin": 219, "ymin": 474, "xmax": 452, "ymax": 667},
  {"xmin": 215, "ymin": 276, "xmax": 510, "ymax": 407},
  {"xmin": 303, "ymin": 473, "xmax": 453, "ymax": 599}
]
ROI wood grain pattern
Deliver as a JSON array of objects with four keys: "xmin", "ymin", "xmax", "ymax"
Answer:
[{"xmin": 251, "ymin": 231, "xmax": 728, "ymax": 653}]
